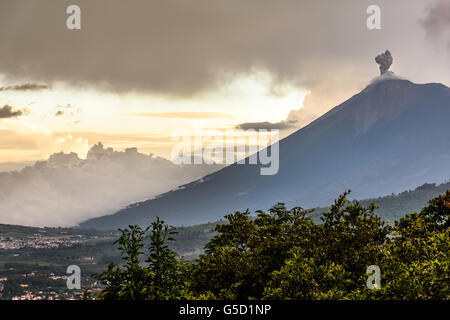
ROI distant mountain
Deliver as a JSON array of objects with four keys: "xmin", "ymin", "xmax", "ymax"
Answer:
[
  {"xmin": 80, "ymin": 78, "xmax": 450, "ymax": 230},
  {"xmin": 0, "ymin": 143, "xmax": 223, "ymax": 227}
]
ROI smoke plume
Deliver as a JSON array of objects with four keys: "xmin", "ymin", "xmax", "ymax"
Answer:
[{"xmin": 375, "ymin": 50, "xmax": 393, "ymax": 75}]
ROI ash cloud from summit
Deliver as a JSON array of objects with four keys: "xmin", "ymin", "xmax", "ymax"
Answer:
[
  {"xmin": 0, "ymin": 0, "xmax": 449, "ymax": 143},
  {"xmin": 375, "ymin": 50, "xmax": 393, "ymax": 75},
  {"xmin": 0, "ymin": 1, "xmax": 450, "ymax": 227},
  {"xmin": 237, "ymin": 49, "xmax": 397, "ymax": 130}
]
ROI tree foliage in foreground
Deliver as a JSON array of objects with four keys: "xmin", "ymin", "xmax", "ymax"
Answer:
[
  {"xmin": 93, "ymin": 191, "xmax": 449, "ymax": 300},
  {"xmin": 94, "ymin": 217, "xmax": 188, "ymax": 300}
]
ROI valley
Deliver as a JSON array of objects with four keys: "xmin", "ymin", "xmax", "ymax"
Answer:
[{"xmin": 1, "ymin": 181, "xmax": 448, "ymax": 299}]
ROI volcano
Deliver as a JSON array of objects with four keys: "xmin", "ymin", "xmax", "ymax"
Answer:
[{"xmin": 80, "ymin": 77, "xmax": 450, "ymax": 230}]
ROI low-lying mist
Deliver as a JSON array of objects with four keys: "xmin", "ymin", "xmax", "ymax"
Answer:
[{"xmin": 0, "ymin": 143, "xmax": 223, "ymax": 227}]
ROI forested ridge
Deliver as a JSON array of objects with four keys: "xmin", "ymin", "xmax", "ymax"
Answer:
[{"xmin": 90, "ymin": 190, "xmax": 449, "ymax": 300}]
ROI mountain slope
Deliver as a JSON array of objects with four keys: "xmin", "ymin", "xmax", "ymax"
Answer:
[{"xmin": 80, "ymin": 78, "xmax": 450, "ymax": 230}]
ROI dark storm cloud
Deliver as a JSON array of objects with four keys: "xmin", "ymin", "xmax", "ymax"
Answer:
[
  {"xmin": 0, "ymin": 105, "xmax": 23, "ymax": 118},
  {"xmin": 419, "ymin": 0, "xmax": 450, "ymax": 53},
  {"xmin": 420, "ymin": 1, "xmax": 450, "ymax": 36},
  {"xmin": 0, "ymin": 83, "xmax": 49, "ymax": 91},
  {"xmin": 0, "ymin": 0, "xmax": 426, "ymax": 97},
  {"xmin": 235, "ymin": 120, "xmax": 297, "ymax": 131}
]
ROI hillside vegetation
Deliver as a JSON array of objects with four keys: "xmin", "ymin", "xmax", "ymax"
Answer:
[
  {"xmin": 1, "ymin": 182, "xmax": 448, "ymax": 299},
  {"xmin": 311, "ymin": 181, "xmax": 450, "ymax": 222},
  {"xmin": 93, "ymin": 190, "xmax": 450, "ymax": 300}
]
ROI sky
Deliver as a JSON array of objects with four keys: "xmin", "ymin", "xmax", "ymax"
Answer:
[
  {"xmin": 0, "ymin": 0, "xmax": 449, "ymax": 226},
  {"xmin": 0, "ymin": 0, "xmax": 449, "ymax": 167}
]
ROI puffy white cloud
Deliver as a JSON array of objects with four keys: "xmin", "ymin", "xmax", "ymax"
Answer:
[{"xmin": 0, "ymin": 142, "xmax": 223, "ymax": 227}]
